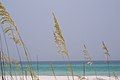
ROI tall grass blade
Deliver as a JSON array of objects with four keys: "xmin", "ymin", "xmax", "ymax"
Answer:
[
  {"xmin": 0, "ymin": 34, "xmax": 4, "ymax": 80},
  {"xmin": 50, "ymin": 63, "xmax": 57, "ymax": 80},
  {"xmin": 101, "ymin": 41, "xmax": 111, "ymax": 78},
  {"xmin": 82, "ymin": 44, "xmax": 92, "ymax": 77},
  {"xmin": 52, "ymin": 12, "xmax": 74, "ymax": 80},
  {"xmin": 0, "ymin": 2, "xmax": 39, "ymax": 80}
]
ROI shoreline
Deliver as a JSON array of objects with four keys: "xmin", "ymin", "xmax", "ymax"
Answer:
[{"xmin": 0, "ymin": 76, "xmax": 120, "ymax": 80}]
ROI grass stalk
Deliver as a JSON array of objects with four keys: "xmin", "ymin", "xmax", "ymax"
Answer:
[
  {"xmin": 52, "ymin": 12, "xmax": 75, "ymax": 80},
  {"xmin": 36, "ymin": 55, "xmax": 39, "ymax": 80},
  {"xmin": 102, "ymin": 41, "xmax": 111, "ymax": 80},
  {"xmin": 50, "ymin": 63, "xmax": 57, "ymax": 80},
  {"xmin": 67, "ymin": 55, "xmax": 74, "ymax": 80},
  {"xmin": 1, "ymin": 26, "xmax": 13, "ymax": 80},
  {"xmin": 0, "ymin": 34, "xmax": 4, "ymax": 80}
]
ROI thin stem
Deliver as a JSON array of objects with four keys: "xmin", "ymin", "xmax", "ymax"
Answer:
[
  {"xmin": 0, "ymin": 34, "xmax": 4, "ymax": 80},
  {"xmin": 67, "ymin": 55, "xmax": 74, "ymax": 80},
  {"xmin": 36, "ymin": 55, "xmax": 39, "ymax": 80},
  {"xmin": 107, "ymin": 55, "xmax": 110, "ymax": 80},
  {"xmin": 61, "ymin": 56, "xmax": 70, "ymax": 80},
  {"xmin": 50, "ymin": 63, "xmax": 57, "ymax": 80},
  {"xmin": 1, "ymin": 26, "xmax": 13, "ymax": 80},
  {"xmin": 10, "ymin": 24, "xmax": 24, "ymax": 77},
  {"xmin": 83, "ymin": 60, "xmax": 86, "ymax": 77}
]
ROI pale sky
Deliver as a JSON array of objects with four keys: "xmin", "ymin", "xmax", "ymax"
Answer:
[{"xmin": 1, "ymin": 0, "xmax": 120, "ymax": 61}]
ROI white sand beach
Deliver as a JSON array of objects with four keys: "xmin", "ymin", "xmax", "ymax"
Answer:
[{"xmin": 0, "ymin": 76, "xmax": 120, "ymax": 80}]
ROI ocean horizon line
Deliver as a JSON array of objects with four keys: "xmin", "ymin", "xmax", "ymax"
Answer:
[{"xmin": 18, "ymin": 60, "xmax": 120, "ymax": 62}]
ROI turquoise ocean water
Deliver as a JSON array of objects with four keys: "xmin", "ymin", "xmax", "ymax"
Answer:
[{"xmin": 0, "ymin": 61, "xmax": 120, "ymax": 76}]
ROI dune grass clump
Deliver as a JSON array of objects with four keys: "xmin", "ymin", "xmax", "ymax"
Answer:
[{"xmin": 52, "ymin": 12, "xmax": 74, "ymax": 80}]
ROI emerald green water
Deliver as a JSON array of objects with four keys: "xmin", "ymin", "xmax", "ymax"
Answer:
[{"xmin": 0, "ymin": 61, "xmax": 120, "ymax": 76}]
